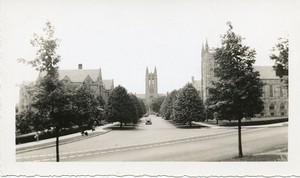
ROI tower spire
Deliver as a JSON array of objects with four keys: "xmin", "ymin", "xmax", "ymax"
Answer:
[
  {"xmin": 154, "ymin": 66, "xmax": 157, "ymax": 74},
  {"xmin": 205, "ymin": 38, "xmax": 209, "ymax": 51},
  {"xmin": 146, "ymin": 66, "xmax": 149, "ymax": 75}
]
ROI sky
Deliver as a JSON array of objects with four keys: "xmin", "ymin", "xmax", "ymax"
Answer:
[{"xmin": 2, "ymin": 0, "xmax": 296, "ymax": 104}]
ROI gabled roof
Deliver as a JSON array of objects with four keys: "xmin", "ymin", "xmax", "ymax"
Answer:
[
  {"xmin": 253, "ymin": 66, "xmax": 278, "ymax": 79},
  {"xmin": 58, "ymin": 69, "xmax": 100, "ymax": 82},
  {"xmin": 39, "ymin": 69, "xmax": 101, "ymax": 83}
]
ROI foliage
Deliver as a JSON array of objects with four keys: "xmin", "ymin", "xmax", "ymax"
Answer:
[
  {"xmin": 95, "ymin": 94, "xmax": 106, "ymax": 125},
  {"xmin": 104, "ymin": 85, "xmax": 135, "ymax": 127},
  {"xmin": 17, "ymin": 21, "xmax": 69, "ymax": 162},
  {"xmin": 207, "ymin": 22, "xmax": 264, "ymax": 121},
  {"xmin": 151, "ymin": 96, "xmax": 166, "ymax": 114},
  {"xmin": 129, "ymin": 94, "xmax": 143, "ymax": 124},
  {"xmin": 138, "ymin": 98, "xmax": 147, "ymax": 115},
  {"xmin": 173, "ymin": 84, "xmax": 205, "ymax": 126},
  {"xmin": 270, "ymin": 37, "xmax": 289, "ymax": 87},
  {"xmin": 71, "ymin": 83, "xmax": 99, "ymax": 131},
  {"xmin": 160, "ymin": 90, "xmax": 179, "ymax": 120},
  {"xmin": 206, "ymin": 22, "xmax": 264, "ymax": 157}
]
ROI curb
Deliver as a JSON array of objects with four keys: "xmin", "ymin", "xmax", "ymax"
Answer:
[{"xmin": 16, "ymin": 129, "xmax": 112, "ymax": 154}]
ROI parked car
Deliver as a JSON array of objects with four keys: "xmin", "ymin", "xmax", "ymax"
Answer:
[{"xmin": 145, "ymin": 118, "xmax": 152, "ymax": 125}]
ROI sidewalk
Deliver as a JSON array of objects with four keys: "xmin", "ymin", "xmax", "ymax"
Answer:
[
  {"xmin": 16, "ymin": 123, "xmax": 118, "ymax": 154},
  {"xmin": 192, "ymin": 121, "xmax": 222, "ymax": 128}
]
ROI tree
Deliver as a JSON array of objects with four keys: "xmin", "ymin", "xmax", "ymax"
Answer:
[
  {"xmin": 18, "ymin": 21, "xmax": 70, "ymax": 162},
  {"xmin": 173, "ymin": 83, "xmax": 205, "ymax": 126},
  {"xmin": 129, "ymin": 94, "xmax": 143, "ymax": 124},
  {"xmin": 151, "ymin": 96, "xmax": 166, "ymax": 114},
  {"xmin": 270, "ymin": 37, "xmax": 289, "ymax": 88},
  {"xmin": 95, "ymin": 94, "xmax": 106, "ymax": 126},
  {"xmin": 206, "ymin": 22, "xmax": 264, "ymax": 157},
  {"xmin": 104, "ymin": 85, "xmax": 134, "ymax": 128},
  {"xmin": 160, "ymin": 90, "xmax": 179, "ymax": 120},
  {"xmin": 138, "ymin": 98, "xmax": 147, "ymax": 115},
  {"xmin": 71, "ymin": 83, "xmax": 99, "ymax": 133}
]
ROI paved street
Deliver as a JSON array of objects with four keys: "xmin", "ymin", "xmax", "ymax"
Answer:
[{"xmin": 16, "ymin": 115, "xmax": 288, "ymax": 162}]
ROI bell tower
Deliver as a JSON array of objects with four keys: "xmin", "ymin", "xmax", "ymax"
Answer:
[{"xmin": 145, "ymin": 66, "xmax": 158, "ymax": 112}]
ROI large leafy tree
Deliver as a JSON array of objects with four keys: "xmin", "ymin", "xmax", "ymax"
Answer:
[
  {"xmin": 18, "ymin": 21, "xmax": 72, "ymax": 162},
  {"xmin": 129, "ymin": 94, "xmax": 143, "ymax": 124},
  {"xmin": 151, "ymin": 96, "xmax": 166, "ymax": 114},
  {"xmin": 270, "ymin": 37, "xmax": 289, "ymax": 88},
  {"xmin": 71, "ymin": 83, "xmax": 99, "ymax": 132},
  {"xmin": 207, "ymin": 22, "xmax": 264, "ymax": 157},
  {"xmin": 160, "ymin": 90, "xmax": 179, "ymax": 120},
  {"xmin": 173, "ymin": 84, "xmax": 205, "ymax": 126},
  {"xmin": 104, "ymin": 85, "xmax": 134, "ymax": 128}
]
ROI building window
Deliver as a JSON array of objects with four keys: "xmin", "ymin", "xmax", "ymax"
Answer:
[
  {"xmin": 280, "ymin": 103, "xmax": 285, "ymax": 110},
  {"xmin": 269, "ymin": 103, "xmax": 275, "ymax": 110},
  {"xmin": 280, "ymin": 87, "xmax": 284, "ymax": 97},
  {"xmin": 260, "ymin": 113, "xmax": 264, "ymax": 117},
  {"xmin": 269, "ymin": 85, "xmax": 273, "ymax": 97},
  {"xmin": 281, "ymin": 112, "xmax": 285, "ymax": 116},
  {"xmin": 271, "ymin": 113, "xmax": 274, "ymax": 116}
]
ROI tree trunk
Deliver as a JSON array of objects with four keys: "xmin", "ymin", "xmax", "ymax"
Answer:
[
  {"xmin": 189, "ymin": 121, "xmax": 192, "ymax": 127},
  {"xmin": 238, "ymin": 118, "xmax": 243, "ymax": 157},
  {"xmin": 120, "ymin": 122, "xmax": 123, "ymax": 128},
  {"xmin": 56, "ymin": 129, "xmax": 60, "ymax": 162}
]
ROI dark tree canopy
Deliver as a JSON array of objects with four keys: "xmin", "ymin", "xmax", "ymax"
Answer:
[
  {"xmin": 207, "ymin": 22, "xmax": 264, "ymax": 121},
  {"xmin": 206, "ymin": 22, "xmax": 264, "ymax": 157},
  {"xmin": 160, "ymin": 90, "xmax": 179, "ymax": 120},
  {"xmin": 173, "ymin": 84, "xmax": 205, "ymax": 126},
  {"xmin": 129, "ymin": 94, "xmax": 143, "ymax": 124},
  {"xmin": 151, "ymin": 96, "xmax": 166, "ymax": 114},
  {"xmin": 71, "ymin": 83, "xmax": 99, "ymax": 131},
  {"xmin": 270, "ymin": 37, "xmax": 289, "ymax": 87},
  {"xmin": 104, "ymin": 85, "xmax": 134, "ymax": 127},
  {"xmin": 17, "ymin": 21, "xmax": 69, "ymax": 162}
]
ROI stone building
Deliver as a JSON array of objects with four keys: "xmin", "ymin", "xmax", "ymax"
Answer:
[
  {"xmin": 200, "ymin": 41, "xmax": 288, "ymax": 117},
  {"xmin": 145, "ymin": 66, "xmax": 158, "ymax": 108},
  {"xmin": 18, "ymin": 81, "xmax": 35, "ymax": 112},
  {"xmin": 18, "ymin": 64, "xmax": 114, "ymax": 112}
]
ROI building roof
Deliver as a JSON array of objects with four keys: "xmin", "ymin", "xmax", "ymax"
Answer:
[
  {"xmin": 59, "ymin": 69, "xmax": 101, "ymax": 82},
  {"xmin": 38, "ymin": 68, "xmax": 114, "ymax": 89},
  {"xmin": 253, "ymin": 66, "xmax": 278, "ymax": 79}
]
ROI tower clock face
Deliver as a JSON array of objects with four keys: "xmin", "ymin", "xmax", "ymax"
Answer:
[{"xmin": 150, "ymin": 88, "xmax": 154, "ymax": 93}]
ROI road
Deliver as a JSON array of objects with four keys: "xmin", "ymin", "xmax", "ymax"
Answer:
[{"xmin": 16, "ymin": 115, "xmax": 288, "ymax": 161}]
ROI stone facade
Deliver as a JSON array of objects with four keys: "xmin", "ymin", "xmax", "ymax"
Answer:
[
  {"xmin": 18, "ymin": 64, "xmax": 114, "ymax": 112},
  {"xmin": 201, "ymin": 42, "xmax": 288, "ymax": 117},
  {"xmin": 18, "ymin": 81, "xmax": 35, "ymax": 112},
  {"xmin": 145, "ymin": 67, "xmax": 158, "ymax": 109}
]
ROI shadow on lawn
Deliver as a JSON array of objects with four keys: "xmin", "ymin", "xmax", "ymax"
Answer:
[
  {"xmin": 166, "ymin": 120, "xmax": 207, "ymax": 129},
  {"xmin": 104, "ymin": 123, "xmax": 140, "ymax": 131}
]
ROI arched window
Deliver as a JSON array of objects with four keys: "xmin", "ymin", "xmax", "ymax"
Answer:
[
  {"xmin": 269, "ymin": 103, "xmax": 275, "ymax": 110},
  {"xmin": 280, "ymin": 103, "xmax": 285, "ymax": 110}
]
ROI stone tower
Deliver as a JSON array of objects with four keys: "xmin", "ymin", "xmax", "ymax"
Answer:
[
  {"xmin": 145, "ymin": 66, "xmax": 158, "ymax": 111},
  {"xmin": 201, "ymin": 40, "xmax": 215, "ymax": 102}
]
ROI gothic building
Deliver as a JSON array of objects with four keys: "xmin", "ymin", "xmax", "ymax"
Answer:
[
  {"xmin": 18, "ymin": 64, "xmax": 114, "ymax": 112},
  {"xmin": 200, "ymin": 41, "xmax": 288, "ymax": 117},
  {"xmin": 145, "ymin": 67, "xmax": 158, "ymax": 108}
]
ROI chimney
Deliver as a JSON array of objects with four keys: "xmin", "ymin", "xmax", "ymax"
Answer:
[{"xmin": 78, "ymin": 64, "xmax": 82, "ymax": 69}]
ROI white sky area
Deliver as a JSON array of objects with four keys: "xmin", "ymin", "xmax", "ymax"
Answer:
[{"xmin": 2, "ymin": 0, "xmax": 295, "ymax": 104}]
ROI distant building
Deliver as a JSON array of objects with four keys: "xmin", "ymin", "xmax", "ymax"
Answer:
[
  {"xmin": 145, "ymin": 67, "xmax": 158, "ymax": 108},
  {"xmin": 18, "ymin": 81, "xmax": 35, "ymax": 112},
  {"xmin": 200, "ymin": 41, "xmax": 288, "ymax": 117},
  {"xmin": 18, "ymin": 64, "xmax": 114, "ymax": 112}
]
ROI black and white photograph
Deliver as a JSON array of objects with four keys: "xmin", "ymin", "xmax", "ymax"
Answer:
[{"xmin": 1, "ymin": 0, "xmax": 300, "ymax": 176}]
